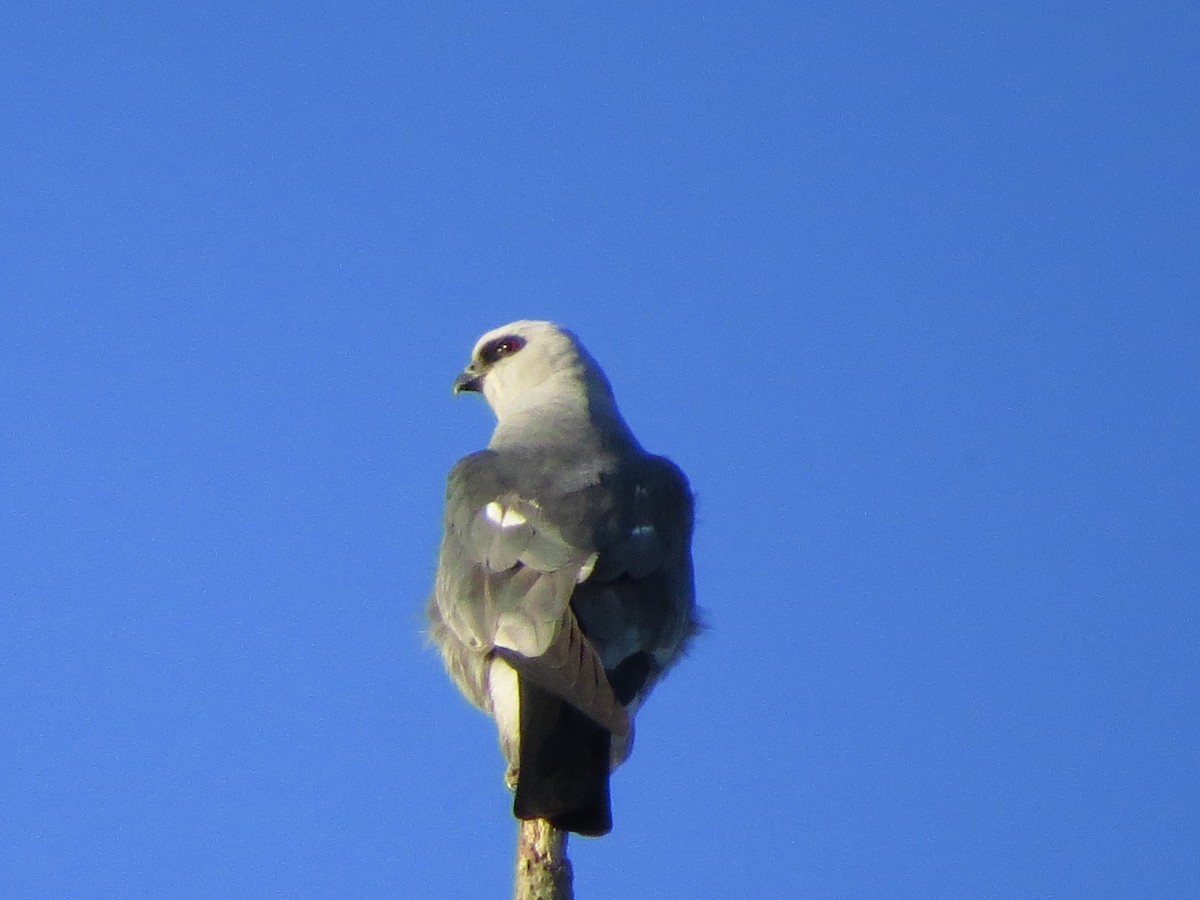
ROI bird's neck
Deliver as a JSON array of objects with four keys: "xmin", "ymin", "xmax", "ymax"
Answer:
[{"xmin": 488, "ymin": 373, "xmax": 639, "ymax": 452}]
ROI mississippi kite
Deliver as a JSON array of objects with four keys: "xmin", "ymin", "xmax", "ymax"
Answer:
[{"xmin": 427, "ymin": 320, "xmax": 699, "ymax": 836}]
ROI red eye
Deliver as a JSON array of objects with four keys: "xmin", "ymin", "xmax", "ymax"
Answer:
[{"xmin": 480, "ymin": 335, "xmax": 526, "ymax": 364}]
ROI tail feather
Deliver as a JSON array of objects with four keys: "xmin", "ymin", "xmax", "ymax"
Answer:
[{"xmin": 513, "ymin": 676, "xmax": 612, "ymax": 836}]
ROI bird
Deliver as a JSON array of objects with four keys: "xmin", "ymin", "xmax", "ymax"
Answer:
[{"xmin": 427, "ymin": 320, "xmax": 699, "ymax": 836}]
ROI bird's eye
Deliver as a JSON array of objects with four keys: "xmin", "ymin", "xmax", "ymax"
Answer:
[{"xmin": 480, "ymin": 335, "xmax": 527, "ymax": 365}]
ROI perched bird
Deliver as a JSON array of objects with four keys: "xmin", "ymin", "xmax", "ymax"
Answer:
[{"xmin": 428, "ymin": 320, "xmax": 699, "ymax": 836}]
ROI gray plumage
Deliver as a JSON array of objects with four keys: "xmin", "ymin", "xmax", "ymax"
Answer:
[{"xmin": 427, "ymin": 320, "xmax": 698, "ymax": 836}]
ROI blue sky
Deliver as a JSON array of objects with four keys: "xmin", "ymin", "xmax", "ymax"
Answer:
[{"xmin": 3, "ymin": 3, "xmax": 1197, "ymax": 897}]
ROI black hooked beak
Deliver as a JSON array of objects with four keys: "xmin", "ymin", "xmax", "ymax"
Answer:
[{"xmin": 453, "ymin": 368, "xmax": 483, "ymax": 394}]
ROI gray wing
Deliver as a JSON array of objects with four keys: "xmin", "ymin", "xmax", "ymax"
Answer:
[
  {"xmin": 433, "ymin": 450, "xmax": 629, "ymax": 736},
  {"xmin": 570, "ymin": 453, "xmax": 699, "ymax": 713}
]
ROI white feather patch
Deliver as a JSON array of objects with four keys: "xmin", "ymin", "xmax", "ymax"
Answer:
[
  {"xmin": 483, "ymin": 501, "xmax": 528, "ymax": 529},
  {"xmin": 488, "ymin": 657, "xmax": 520, "ymax": 759},
  {"xmin": 576, "ymin": 552, "xmax": 599, "ymax": 583},
  {"xmin": 500, "ymin": 507, "xmax": 528, "ymax": 528}
]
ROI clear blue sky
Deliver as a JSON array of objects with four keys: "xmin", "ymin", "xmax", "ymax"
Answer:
[{"xmin": 3, "ymin": 3, "xmax": 1197, "ymax": 897}]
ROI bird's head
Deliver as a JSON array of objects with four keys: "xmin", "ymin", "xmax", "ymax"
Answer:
[{"xmin": 455, "ymin": 320, "xmax": 608, "ymax": 421}]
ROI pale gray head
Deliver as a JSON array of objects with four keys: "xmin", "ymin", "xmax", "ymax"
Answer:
[{"xmin": 453, "ymin": 320, "xmax": 616, "ymax": 423}]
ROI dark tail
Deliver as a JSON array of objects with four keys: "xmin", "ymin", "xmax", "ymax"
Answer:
[{"xmin": 513, "ymin": 676, "xmax": 612, "ymax": 836}]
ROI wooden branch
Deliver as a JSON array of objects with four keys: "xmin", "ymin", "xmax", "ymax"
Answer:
[{"xmin": 514, "ymin": 818, "xmax": 573, "ymax": 900}]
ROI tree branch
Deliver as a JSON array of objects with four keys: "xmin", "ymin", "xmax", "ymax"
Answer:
[{"xmin": 514, "ymin": 818, "xmax": 573, "ymax": 900}]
